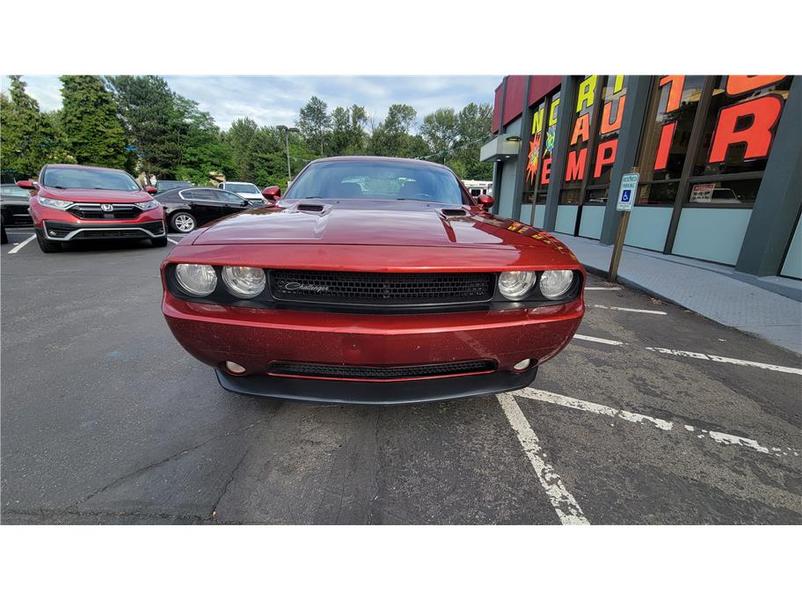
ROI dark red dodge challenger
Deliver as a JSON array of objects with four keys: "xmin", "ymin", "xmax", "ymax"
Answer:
[{"xmin": 161, "ymin": 157, "xmax": 584, "ymax": 404}]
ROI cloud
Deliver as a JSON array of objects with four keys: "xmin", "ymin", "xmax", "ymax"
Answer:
[{"xmin": 2, "ymin": 75, "xmax": 501, "ymax": 130}]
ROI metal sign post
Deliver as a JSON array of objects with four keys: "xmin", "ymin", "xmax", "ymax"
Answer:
[{"xmin": 608, "ymin": 171, "xmax": 639, "ymax": 282}]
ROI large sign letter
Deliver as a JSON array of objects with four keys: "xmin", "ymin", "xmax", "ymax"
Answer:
[
  {"xmin": 564, "ymin": 148, "xmax": 587, "ymax": 182},
  {"xmin": 708, "ymin": 95, "xmax": 783, "ymax": 163},
  {"xmin": 594, "ymin": 140, "xmax": 617, "ymax": 178}
]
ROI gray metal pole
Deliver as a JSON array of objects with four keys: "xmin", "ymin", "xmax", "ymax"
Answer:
[{"xmin": 285, "ymin": 130, "xmax": 292, "ymax": 181}]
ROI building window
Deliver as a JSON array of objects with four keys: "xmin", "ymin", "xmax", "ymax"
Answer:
[
  {"xmin": 683, "ymin": 76, "xmax": 792, "ymax": 206},
  {"xmin": 635, "ymin": 75, "xmax": 705, "ymax": 205},
  {"xmin": 559, "ymin": 75, "xmax": 598, "ymax": 205},
  {"xmin": 588, "ymin": 75, "xmax": 628, "ymax": 191},
  {"xmin": 523, "ymin": 90, "xmax": 560, "ymax": 206}
]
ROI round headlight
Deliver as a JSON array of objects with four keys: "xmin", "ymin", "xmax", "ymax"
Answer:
[
  {"xmin": 539, "ymin": 270, "xmax": 575, "ymax": 299},
  {"xmin": 175, "ymin": 263, "xmax": 217, "ymax": 296},
  {"xmin": 222, "ymin": 266, "xmax": 266, "ymax": 299},
  {"xmin": 498, "ymin": 271, "xmax": 537, "ymax": 300}
]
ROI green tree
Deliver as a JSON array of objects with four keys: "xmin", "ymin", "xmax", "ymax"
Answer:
[
  {"xmin": 0, "ymin": 76, "xmax": 59, "ymax": 177},
  {"xmin": 60, "ymin": 76, "xmax": 127, "ymax": 168},
  {"xmin": 329, "ymin": 104, "xmax": 368, "ymax": 155},
  {"xmin": 107, "ymin": 75, "xmax": 184, "ymax": 177},
  {"xmin": 297, "ymin": 96, "xmax": 331, "ymax": 155},
  {"xmin": 420, "ymin": 107, "xmax": 459, "ymax": 163},
  {"xmin": 368, "ymin": 104, "xmax": 421, "ymax": 157},
  {"xmin": 453, "ymin": 102, "xmax": 493, "ymax": 179}
]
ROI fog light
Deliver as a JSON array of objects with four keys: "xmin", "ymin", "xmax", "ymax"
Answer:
[
  {"xmin": 224, "ymin": 361, "xmax": 246, "ymax": 375},
  {"xmin": 513, "ymin": 359, "xmax": 531, "ymax": 371}
]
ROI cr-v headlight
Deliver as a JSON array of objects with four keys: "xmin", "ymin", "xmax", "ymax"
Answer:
[
  {"xmin": 539, "ymin": 270, "xmax": 575, "ymax": 299},
  {"xmin": 38, "ymin": 196, "xmax": 72, "ymax": 210},
  {"xmin": 135, "ymin": 199, "xmax": 160, "ymax": 210},
  {"xmin": 222, "ymin": 266, "xmax": 266, "ymax": 299},
  {"xmin": 175, "ymin": 264, "xmax": 218, "ymax": 296},
  {"xmin": 498, "ymin": 271, "xmax": 537, "ymax": 300}
]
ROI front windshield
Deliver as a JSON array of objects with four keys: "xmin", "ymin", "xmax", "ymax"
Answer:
[
  {"xmin": 2, "ymin": 184, "xmax": 30, "ymax": 197},
  {"xmin": 226, "ymin": 183, "xmax": 260, "ymax": 194},
  {"xmin": 43, "ymin": 167, "xmax": 139, "ymax": 191},
  {"xmin": 284, "ymin": 160, "xmax": 464, "ymax": 205}
]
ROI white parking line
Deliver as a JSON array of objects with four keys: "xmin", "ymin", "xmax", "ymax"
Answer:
[
  {"xmin": 513, "ymin": 388, "xmax": 800, "ymax": 457},
  {"xmin": 497, "ymin": 392, "xmax": 590, "ymax": 525},
  {"xmin": 167, "ymin": 237, "xmax": 180, "ymax": 244},
  {"xmin": 573, "ymin": 334, "xmax": 625, "ymax": 346},
  {"xmin": 585, "ymin": 286, "xmax": 621, "ymax": 291},
  {"xmin": 592, "ymin": 304, "xmax": 667, "ymax": 315},
  {"xmin": 645, "ymin": 347, "xmax": 802, "ymax": 376},
  {"xmin": 7, "ymin": 234, "xmax": 35, "ymax": 254}
]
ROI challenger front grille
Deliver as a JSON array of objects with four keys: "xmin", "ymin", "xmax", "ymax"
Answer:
[
  {"xmin": 269, "ymin": 270, "xmax": 495, "ymax": 307},
  {"xmin": 268, "ymin": 360, "xmax": 496, "ymax": 380}
]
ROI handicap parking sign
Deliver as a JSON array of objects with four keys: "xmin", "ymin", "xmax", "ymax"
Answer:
[{"xmin": 616, "ymin": 173, "xmax": 639, "ymax": 212}]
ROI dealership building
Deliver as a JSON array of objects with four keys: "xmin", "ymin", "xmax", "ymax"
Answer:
[{"xmin": 481, "ymin": 75, "xmax": 801, "ymax": 283}]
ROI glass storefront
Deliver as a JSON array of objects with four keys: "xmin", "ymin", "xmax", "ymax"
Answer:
[{"xmin": 494, "ymin": 74, "xmax": 798, "ymax": 274}]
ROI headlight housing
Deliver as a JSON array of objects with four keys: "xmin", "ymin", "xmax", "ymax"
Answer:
[
  {"xmin": 135, "ymin": 199, "xmax": 160, "ymax": 210},
  {"xmin": 539, "ymin": 270, "xmax": 575, "ymax": 299},
  {"xmin": 498, "ymin": 271, "xmax": 537, "ymax": 300},
  {"xmin": 38, "ymin": 196, "xmax": 72, "ymax": 210},
  {"xmin": 175, "ymin": 264, "xmax": 217, "ymax": 297},
  {"xmin": 222, "ymin": 266, "xmax": 266, "ymax": 299}
]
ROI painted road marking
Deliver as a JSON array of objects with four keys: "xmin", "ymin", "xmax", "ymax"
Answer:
[
  {"xmin": 572, "ymin": 335, "xmax": 802, "ymax": 377},
  {"xmin": 7, "ymin": 234, "xmax": 35, "ymax": 254},
  {"xmin": 645, "ymin": 347, "xmax": 802, "ymax": 376},
  {"xmin": 574, "ymin": 334, "xmax": 625, "ymax": 346},
  {"xmin": 167, "ymin": 237, "xmax": 180, "ymax": 244},
  {"xmin": 514, "ymin": 388, "xmax": 800, "ymax": 458},
  {"xmin": 497, "ymin": 392, "xmax": 589, "ymax": 525},
  {"xmin": 585, "ymin": 286, "xmax": 621, "ymax": 291},
  {"xmin": 592, "ymin": 304, "xmax": 667, "ymax": 315}
]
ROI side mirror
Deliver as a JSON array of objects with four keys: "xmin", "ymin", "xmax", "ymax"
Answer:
[
  {"xmin": 262, "ymin": 185, "xmax": 281, "ymax": 202},
  {"xmin": 477, "ymin": 194, "xmax": 494, "ymax": 209},
  {"xmin": 17, "ymin": 180, "xmax": 38, "ymax": 190},
  {"xmin": 145, "ymin": 185, "xmax": 158, "ymax": 195}
]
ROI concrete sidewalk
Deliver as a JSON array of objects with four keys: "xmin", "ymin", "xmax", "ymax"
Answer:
[{"xmin": 554, "ymin": 234, "xmax": 802, "ymax": 355}]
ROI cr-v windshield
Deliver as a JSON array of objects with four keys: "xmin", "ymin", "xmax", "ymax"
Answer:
[
  {"xmin": 42, "ymin": 167, "xmax": 140, "ymax": 191},
  {"xmin": 284, "ymin": 160, "xmax": 464, "ymax": 205}
]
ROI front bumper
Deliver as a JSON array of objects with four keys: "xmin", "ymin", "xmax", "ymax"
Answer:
[
  {"xmin": 41, "ymin": 219, "xmax": 166, "ymax": 241},
  {"xmin": 215, "ymin": 365, "xmax": 538, "ymax": 404},
  {"xmin": 163, "ymin": 294, "xmax": 583, "ymax": 403}
]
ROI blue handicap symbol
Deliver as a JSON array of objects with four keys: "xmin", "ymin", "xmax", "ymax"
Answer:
[{"xmin": 621, "ymin": 189, "xmax": 631, "ymax": 202}]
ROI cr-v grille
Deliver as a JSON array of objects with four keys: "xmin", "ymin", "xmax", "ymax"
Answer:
[
  {"xmin": 269, "ymin": 270, "xmax": 495, "ymax": 307},
  {"xmin": 68, "ymin": 203, "xmax": 141, "ymax": 219},
  {"xmin": 268, "ymin": 360, "xmax": 496, "ymax": 380}
]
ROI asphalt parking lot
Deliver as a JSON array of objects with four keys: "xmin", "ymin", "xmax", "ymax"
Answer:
[{"xmin": 1, "ymin": 227, "xmax": 801, "ymax": 524}]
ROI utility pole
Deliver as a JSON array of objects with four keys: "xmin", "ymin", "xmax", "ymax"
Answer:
[{"xmin": 278, "ymin": 125, "xmax": 299, "ymax": 181}]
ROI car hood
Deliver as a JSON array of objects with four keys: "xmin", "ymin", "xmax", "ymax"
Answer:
[
  {"xmin": 192, "ymin": 199, "xmax": 574, "ymax": 253},
  {"xmin": 38, "ymin": 188, "xmax": 153, "ymax": 203},
  {"xmin": 235, "ymin": 192, "xmax": 264, "ymax": 200}
]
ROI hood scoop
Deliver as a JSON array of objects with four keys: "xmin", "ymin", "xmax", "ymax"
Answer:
[
  {"xmin": 294, "ymin": 202, "xmax": 327, "ymax": 213},
  {"xmin": 440, "ymin": 207, "xmax": 468, "ymax": 218}
]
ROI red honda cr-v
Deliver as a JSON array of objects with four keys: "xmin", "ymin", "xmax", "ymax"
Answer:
[{"xmin": 19, "ymin": 163, "xmax": 167, "ymax": 252}]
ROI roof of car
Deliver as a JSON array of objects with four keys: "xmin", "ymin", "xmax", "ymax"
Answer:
[
  {"xmin": 309, "ymin": 156, "xmax": 453, "ymax": 171},
  {"xmin": 44, "ymin": 163, "xmax": 127, "ymax": 173},
  {"xmin": 224, "ymin": 181, "xmax": 257, "ymax": 185}
]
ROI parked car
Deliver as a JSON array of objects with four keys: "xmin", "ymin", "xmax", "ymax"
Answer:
[
  {"xmin": 155, "ymin": 180, "xmax": 194, "ymax": 194},
  {"xmin": 218, "ymin": 181, "xmax": 265, "ymax": 205},
  {"xmin": 161, "ymin": 156, "xmax": 584, "ymax": 404},
  {"xmin": 1, "ymin": 218, "xmax": 7, "ymax": 244},
  {"xmin": 156, "ymin": 187, "xmax": 254, "ymax": 233},
  {"xmin": 20, "ymin": 164, "xmax": 167, "ymax": 253},
  {"xmin": 1, "ymin": 183, "xmax": 34, "ymax": 227}
]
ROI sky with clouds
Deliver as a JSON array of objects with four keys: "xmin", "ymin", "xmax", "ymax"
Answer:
[{"xmin": 2, "ymin": 75, "xmax": 502, "ymax": 131}]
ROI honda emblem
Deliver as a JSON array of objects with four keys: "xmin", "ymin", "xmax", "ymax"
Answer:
[{"xmin": 100, "ymin": 204, "xmax": 114, "ymax": 212}]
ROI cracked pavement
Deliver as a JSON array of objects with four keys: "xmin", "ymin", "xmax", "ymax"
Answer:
[{"xmin": 2, "ymin": 229, "xmax": 801, "ymax": 524}]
